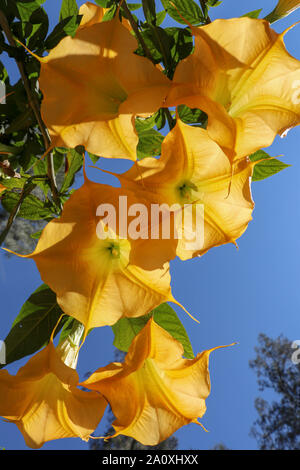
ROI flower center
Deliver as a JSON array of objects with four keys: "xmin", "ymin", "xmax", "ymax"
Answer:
[
  {"xmin": 176, "ymin": 180, "xmax": 198, "ymax": 202},
  {"xmin": 107, "ymin": 241, "xmax": 120, "ymax": 259}
]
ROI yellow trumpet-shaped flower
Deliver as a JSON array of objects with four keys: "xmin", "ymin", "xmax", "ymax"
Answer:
[
  {"xmin": 167, "ymin": 17, "xmax": 300, "ymax": 161},
  {"xmin": 37, "ymin": 2, "xmax": 170, "ymax": 160},
  {"xmin": 265, "ymin": 0, "xmax": 300, "ymax": 23},
  {"xmin": 82, "ymin": 318, "xmax": 229, "ymax": 446},
  {"xmin": 0, "ymin": 341, "xmax": 107, "ymax": 449},
  {"xmin": 114, "ymin": 118, "xmax": 255, "ymax": 260},
  {"xmin": 9, "ymin": 176, "xmax": 183, "ymax": 331}
]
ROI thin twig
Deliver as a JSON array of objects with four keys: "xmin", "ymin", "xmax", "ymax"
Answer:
[
  {"xmin": 0, "ymin": 175, "xmax": 48, "ymax": 246},
  {"xmin": 0, "ymin": 10, "xmax": 60, "ymax": 207},
  {"xmin": 163, "ymin": 108, "xmax": 175, "ymax": 130},
  {"xmin": 199, "ymin": 0, "xmax": 211, "ymax": 23},
  {"xmin": 121, "ymin": 2, "xmax": 175, "ymax": 131},
  {"xmin": 121, "ymin": 1, "xmax": 155, "ymax": 64}
]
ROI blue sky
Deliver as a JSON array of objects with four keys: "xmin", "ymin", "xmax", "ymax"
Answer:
[{"xmin": 0, "ymin": 0, "xmax": 299, "ymax": 451}]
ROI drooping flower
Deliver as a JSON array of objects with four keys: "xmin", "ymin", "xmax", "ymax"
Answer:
[
  {"xmin": 9, "ymin": 176, "xmax": 185, "ymax": 331},
  {"xmin": 113, "ymin": 118, "xmax": 255, "ymax": 260},
  {"xmin": 82, "ymin": 318, "xmax": 230, "ymax": 446},
  {"xmin": 265, "ymin": 0, "xmax": 300, "ymax": 23},
  {"xmin": 0, "ymin": 184, "xmax": 5, "ymax": 195},
  {"xmin": 38, "ymin": 2, "xmax": 170, "ymax": 160},
  {"xmin": 0, "ymin": 339, "xmax": 107, "ymax": 449},
  {"xmin": 167, "ymin": 18, "xmax": 300, "ymax": 161}
]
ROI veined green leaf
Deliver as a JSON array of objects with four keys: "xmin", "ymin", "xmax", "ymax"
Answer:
[
  {"xmin": 241, "ymin": 9, "xmax": 262, "ymax": 19},
  {"xmin": 156, "ymin": 9, "xmax": 166, "ymax": 26},
  {"xmin": 250, "ymin": 150, "xmax": 290, "ymax": 181},
  {"xmin": 252, "ymin": 159, "xmax": 290, "ymax": 182},
  {"xmin": 60, "ymin": 148, "xmax": 83, "ymax": 193},
  {"xmin": 137, "ymin": 128, "xmax": 164, "ymax": 159},
  {"xmin": 178, "ymin": 104, "xmax": 207, "ymax": 125},
  {"xmin": 161, "ymin": 0, "xmax": 204, "ymax": 25},
  {"xmin": 1, "ymin": 191, "xmax": 54, "ymax": 220},
  {"xmin": 142, "ymin": 0, "xmax": 156, "ymax": 23},
  {"xmin": 112, "ymin": 303, "xmax": 194, "ymax": 358},
  {"xmin": 102, "ymin": 4, "xmax": 117, "ymax": 22},
  {"xmin": 45, "ymin": 14, "xmax": 82, "ymax": 48},
  {"xmin": 0, "ymin": 284, "xmax": 65, "ymax": 368},
  {"xmin": 59, "ymin": 0, "xmax": 78, "ymax": 21},
  {"xmin": 127, "ymin": 3, "xmax": 142, "ymax": 11}
]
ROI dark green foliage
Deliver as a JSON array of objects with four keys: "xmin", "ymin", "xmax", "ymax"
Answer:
[
  {"xmin": 0, "ymin": 284, "xmax": 66, "ymax": 369},
  {"xmin": 249, "ymin": 334, "xmax": 300, "ymax": 450}
]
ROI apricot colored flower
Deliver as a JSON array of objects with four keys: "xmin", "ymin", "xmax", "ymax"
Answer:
[
  {"xmin": 82, "ymin": 318, "xmax": 228, "ymax": 446},
  {"xmin": 0, "ymin": 341, "xmax": 106, "ymax": 449},
  {"xmin": 13, "ymin": 176, "xmax": 182, "ymax": 331},
  {"xmin": 38, "ymin": 2, "xmax": 170, "ymax": 160},
  {"xmin": 167, "ymin": 18, "xmax": 300, "ymax": 161},
  {"xmin": 0, "ymin": 184, "xmax": 5, "ymax": 195},
  {"xmin": 265, "ymin": 0, "xmax": 300, "ymax": 22},
  {"xmin": 115, "ymin": 118, "xmax": 255, "ymax": 260}
]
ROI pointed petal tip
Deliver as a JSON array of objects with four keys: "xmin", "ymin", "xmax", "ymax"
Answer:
[
  {"xmin": 171, "ymin": 298, "xmax": 200, "ymax": 324},
  {"xmin": 15, "ymin": 38, "xmax": 46, "ymax": 63},
  {"xmin": 280, "ymin": 20, "xmax": 300, "ymax": 37},
  {"xmin": 1, "ymin": 246, "xmax": 31, "ymax": 258}
]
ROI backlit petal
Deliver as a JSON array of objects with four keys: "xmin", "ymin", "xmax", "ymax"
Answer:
[
  {"xmin": 39, "ymin": 3, "xmax": 170, "ymax": 160},
  {"xmin": 167, "ymin": 18, "xmax": 300, "ymax": 160},
  {"xmin": 82, "ymin": 319, "xmax": 228, "ymax": 445},
  {"xmin": 0, "ymin": 343, "xmax": 106, "ymax": 448}
]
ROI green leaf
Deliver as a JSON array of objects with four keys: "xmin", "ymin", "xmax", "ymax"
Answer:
[
  {"xmin": 241, "ymin": 9, "xmax": 262, "ymax": 19},
  {"xmin": 142, "ymin": 0, "xmax": 156, "ymax": 23},
  {"xmin": 27, "ymin": 7, "xmax": 49, "ymax": 52},
  {"xmin": 94, "ymin": 0, "xmax": 115, "ymax": 7},
  {"xmin": 249, "ymin": 149, "xmax": 271, "ymax": 162},
  {"xmin": 127, "ymin": 3, "xmax": 142, "ymax": 11},
  {"xmin": 4, "ymin": 107, "xmax": 35, "ymax": 134},
  {"xmin": 16, "ymin": 1, "xmax": 44, "ymax": 24},
  {"xmin": 88, "ymin": 152, "xmax": 100, "ymax": 164},
  {"xmin": 102, "ymin": 4, "xmax": 117, "ymax": 22},
  {"xmin": 59, "ymin": 0, "xmax": 78, "ymax": 21},
  {"xmin": 178, "ymin": 104, "xmax": 207, "ymax": 125},
  {"xmin": 207, "ymin": 0, "xmax": 222, "ymax": 6},
  {"xmin": 0, "ymin": 284, "xmax": 65, "ymax": 368},
  {"xmin": 161, "ymin": 0, "xmax": 204, "ymax": 25},
  {"xmin": 45, "ymin": 15, "xmax": 82, "ymax": 48},
  {"xmin": 164, "ymin": 27, "xmax": 193, "ymax": 76},
  {"xmin": 137, "ymin": 128, "xmax": 164, "ymax": 159},
  {"xmin": 250, "ymin": 150, "xmax": 290, "ymax": 181},
  {"xmin": 30, "ymin": 228, "xmax": 43, "ymax": 239},
  {"xmin": 156, "ymin": 9, "xmax": 166, "ymax": 26},
  {"xmin": 112, "ymin": 303, "xmax": 194, "ymax": 359},
  {"xmin": 60, "ymin": 148, "xmax": 83, "ymax": 193},
  {"xmin": 1, "ymin": 191, "xmax": 54, "ymax": 220},
  {"xmin": 155, "ymin": 108, "xmax": 166, "ymax": 130},
  {"xmin": 252, "ymin": 158, "xmax": 290, "ymax": 182},
  {"xmin": 1, "ymin": 176, "xmax": 28, "ymax": 190},
  {"xmin": 0, "ymin": 143, "xmax": 20, "ymax": 155},
  {"xmin": 135, "ymin": 114, "xmax": 157, "ymax": 133}
]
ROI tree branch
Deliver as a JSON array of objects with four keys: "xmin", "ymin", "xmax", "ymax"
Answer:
[
  {"xmin": 121, "ymin": 2, "xmax": 155, "ymax": 64},
  {"xmin": 121, "ymin": 2, "xmax": 175, "ymax": 130},
  {"xmin": 0, "ymin": 10, "xmax": 60, "ymax": 207},
  {"xmin": 199, "ymin": 0, "xmax": 211, "ymax": 24}
]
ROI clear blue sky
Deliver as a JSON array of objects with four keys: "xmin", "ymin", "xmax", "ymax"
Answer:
[{"xmin": 0, "ymin": 0, "xmax": 299, "ymax": 450}]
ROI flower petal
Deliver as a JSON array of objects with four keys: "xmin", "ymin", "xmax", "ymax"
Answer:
[
  {"xmin": 39, "ymin": 4, "xmax": 170, "ymax": 160},
  {"xmin": 0, "ymin": 343, "xmax": 106, "ymax": 448},
  {"xmin": 167, "ymin": 18, "xmax": 300, "ymax": 160},
  {"xmin": 82, "ymin": 319, "xmax": 229, "ymax": 445}
]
